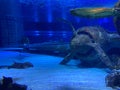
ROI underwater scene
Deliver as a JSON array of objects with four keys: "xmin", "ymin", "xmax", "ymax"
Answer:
[{"xmin": 0, "ymin": 0, "xmax": 120, "ymax": 90}]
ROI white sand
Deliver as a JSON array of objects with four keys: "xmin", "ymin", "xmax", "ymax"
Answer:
[{"xmin": 0, "ymin": 51, "xmax": 112, "ymax": 90}]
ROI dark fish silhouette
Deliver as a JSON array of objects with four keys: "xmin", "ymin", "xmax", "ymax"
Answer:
[{"xmin": 0, "ymin": 62, "xmax": 33, "ymax": 69}]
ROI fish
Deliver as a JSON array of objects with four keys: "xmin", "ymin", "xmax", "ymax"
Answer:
[
  {"xmin": 70, "ymin": 7, "xmax": 114, "ymax": 18},
  {"xmin": 0, "ymin": 62, "xmax": 33, "ymax": 69},
  {"xmin": 70, "ymin": 1, "xmax": 120, "ymax": 35},
  {"xmin": 70, "ymin": 0, "xmax": 120, "ymax": 18}
]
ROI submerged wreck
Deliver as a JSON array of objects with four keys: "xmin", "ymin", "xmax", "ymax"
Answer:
[{"xmin": 59, "ymin": 26, "xmax": 120, "ymax": 68}]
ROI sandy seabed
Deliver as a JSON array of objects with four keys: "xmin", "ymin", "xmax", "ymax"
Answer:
[{"xmin": 0, "ymin": 51, "xmax": 112, "ymax": 90}]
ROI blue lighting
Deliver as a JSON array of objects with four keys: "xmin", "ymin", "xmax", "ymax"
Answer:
[
  {"xmin": 33, "ymin": 6, "xmax": 39, "ymax": 22},
  {"xmin": 103, "ymin": 18, "xmax": 109, "ymax": 23},
  {"xmin": 61, "ymin": 7, "xmax": 67, "ymax": 20},
  {"xmin": 76, "ymin": 18, "xmax": 81, "ymax": 23},
  {"xmin": 47, "ymin": 11, "xmax": 52, "ymax": 23},
  {"xmin": 48, "ymin": 31, "xmax": 53, "ymax": 36},
  {"xmin": 34, "ymin": 30, "xmax": 40, "ymax": 33},
  {"xmin": 62, "ymin": 31, "xmax": 67, "ymax": 37},
  {"xmin": 35, "ymin": 33, "xmax": 40, "ymax": 36},
  {"xmin": 47, "ymin": 0, "xmax": 52, "ymax": 23},
  {"xmin": 20, "ymin": 0, "xmax": 119, "ymax": 43},
  {"xmin": 62, "ymin": 13, "xmax": 66, "ymax": 20},
  {"xmin": 34, "ymin": 30, "xmax": 40, "ymax": 36}
]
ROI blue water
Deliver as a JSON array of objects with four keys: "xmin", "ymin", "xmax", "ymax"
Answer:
[
  {"xmin": 0, "ymin": 0, "xmax": 118, "ymax": 44},
  {"xmin": 19, "ymin": 0, "xmax": 118, "ymax": 43},
  {"xmin": 0, "ymin": 1, "xmax": 120, "ymax": 90}
]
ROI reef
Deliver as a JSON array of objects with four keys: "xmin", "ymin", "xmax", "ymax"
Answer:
[{"xmin": 0, "ymin": 76, "xmax": 27, "ymax": 90}]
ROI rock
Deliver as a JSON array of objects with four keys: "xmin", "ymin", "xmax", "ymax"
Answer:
[
  {"xmin": 105, "ymin": 70, "xmax": 120, "ymax": 89},
  {"xmin": 0, "ymin": 76, "xmax": 27, "ymax": 90},
  {"xmin": 0, "ymin": 62, "xmax": 33, "ymax": 69}
]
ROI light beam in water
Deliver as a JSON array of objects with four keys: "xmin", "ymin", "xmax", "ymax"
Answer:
[{"xmin": 47, "ymin": 0, "xmax": 52, "ymax": 23}]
